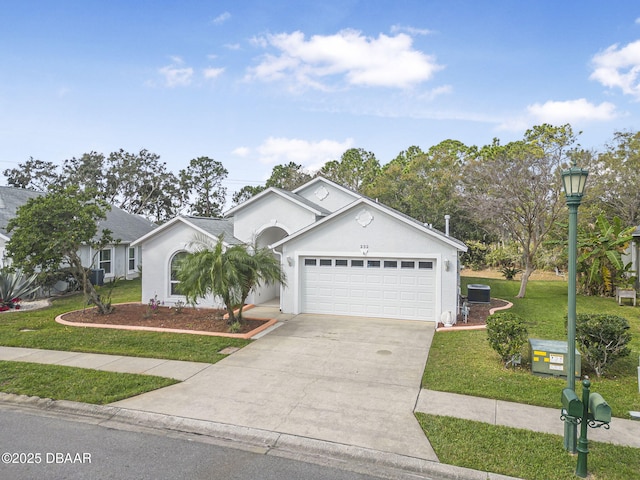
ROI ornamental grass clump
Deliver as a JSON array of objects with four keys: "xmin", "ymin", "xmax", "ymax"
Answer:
[{"xmin": 486, "ymin": 312, "xmax": 528, "ymax": 368}]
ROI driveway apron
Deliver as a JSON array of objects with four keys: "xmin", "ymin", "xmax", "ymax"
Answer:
[{"xmin": 111, "ymin": 314, "xmax": 437, "ymax": 460}]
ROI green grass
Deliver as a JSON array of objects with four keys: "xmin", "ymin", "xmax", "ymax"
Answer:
[
  {"xmin": 417, "ymin": 413, "xmax": 640, "ymax": 480},
  {"xmin": 422, "ymin": 277, "xmax": 640, "ymax": 418},
  {"xmin": 0, "ymin": 279, "xmax": 251, "ymax": 363},
  {"xmin": 0, "ymin": 361, "xmax": 177, "ymax": 404}
]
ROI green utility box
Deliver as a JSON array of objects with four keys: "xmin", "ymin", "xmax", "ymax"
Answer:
[{"xmin": 529, "ymin": 339, "xmax": 581, "ymax": 378}]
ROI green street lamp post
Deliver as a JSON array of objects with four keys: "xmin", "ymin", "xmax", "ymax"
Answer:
[{"xmin": 561, "ymin": 160, "xmax": 588, "ymax": 453}]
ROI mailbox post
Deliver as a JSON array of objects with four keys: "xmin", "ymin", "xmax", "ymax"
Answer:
[{"xmin": 561, "ymin": 377, "xmax": 611, "ymax": 478}]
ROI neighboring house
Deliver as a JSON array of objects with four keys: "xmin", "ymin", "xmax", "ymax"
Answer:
[
  {"xmin": 0, "ymin": 186, "xmax": 156, "ymax": 281},
  {"xmin": 133, "ymin": 177, "xmax": 467, "ymax": 324}
]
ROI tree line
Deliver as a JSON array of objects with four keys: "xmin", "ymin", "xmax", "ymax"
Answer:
[{"xmin": 5, "ymin": 124, "xmax": 640, "ymax": 297}]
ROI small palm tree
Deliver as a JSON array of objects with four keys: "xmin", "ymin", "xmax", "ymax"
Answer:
[{"xmin": 176, "ymin": 234, "xmax": 285, "ymax": 323}]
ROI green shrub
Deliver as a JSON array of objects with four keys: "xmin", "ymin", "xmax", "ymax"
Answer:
[
  {"xmin": 499, "ymin": 264, "xmax": 522, "ymax": 280},
  {"xmin": 575, "ymin": 313, "xmax": 632, "ymax": 378},
  {"xmin": 486, "ymin": 312, "xmax": 528, "ymax": 368}
]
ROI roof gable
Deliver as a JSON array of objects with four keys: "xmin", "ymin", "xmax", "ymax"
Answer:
[
  {"xmin": 131, "ymin": 216, "xmax": 238, "ymax": 247},
  {"xmin": 271, "ymin": 197, "xmax": 467, "ymax": 252},
  {"xmin": 224, "ymin": 187, "xmax": 331, "ymax": 218}
]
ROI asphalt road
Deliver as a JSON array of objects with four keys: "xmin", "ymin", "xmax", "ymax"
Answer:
[{"xmin": 0, "ymin": 405, "xmax": 445, "ymax": 480}]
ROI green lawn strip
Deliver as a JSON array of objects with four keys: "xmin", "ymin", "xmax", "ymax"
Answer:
[
  {"xmin": 0, "ymin": 361, "xmax": 177, "ymax": 404},
  {"xmin": 416, "ymin": 413, "xmax": 640, "ymax": 480},
  {"xmin": 0, "ymin": 279, "xmax": 251, "ymax": 363},
  {"xmin": 423, "ymin": 277, "xmax": 640, "ymax": 418}
]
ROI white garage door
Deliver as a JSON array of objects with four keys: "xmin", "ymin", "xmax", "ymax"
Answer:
[{"xmin": 300, "ymin": 257, "xmax": 436, "ymax": 321}]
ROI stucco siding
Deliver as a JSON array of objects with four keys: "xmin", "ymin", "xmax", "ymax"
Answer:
[
  {"xmin": 139, "ymin": 222, "xmax": 223, "ymax": 308},
  {"xmin": 277, "ymin": 205, "xmax": 460, "ymax": 321},
  {"xmin": 295, "ymin": 182, "xmax": 358, "ymax": 212},
  {"xmin": 233, "ymin": 193, "xmax": 317, "ymax": 242}
]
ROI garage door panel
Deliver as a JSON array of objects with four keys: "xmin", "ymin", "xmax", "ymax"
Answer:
[{"xmin": 301, "ymin": 257, "xmax": 436, "ymax": 321}]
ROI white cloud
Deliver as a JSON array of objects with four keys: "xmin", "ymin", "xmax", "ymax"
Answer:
[
  {"xmin": 390, "ymin": 25, "xmax": 432, "ymax": 36},
  {"xmin": 203, "ymin": 67, "xmax": 225, "ymax": 79},
  {"xmin": 224, "ymin": 43, "xmax": 241, "ymax": 50},
  {"xmin": 528, "ymin": 98, "xmax": 618, "ymax": 123},
  {"xmin": 159, "ymin": 63, "xmax": 194, "ymax": 87},
  {"xmin": 497, "ymin": 98, "xmax": 619, "ymax": 132},
  {"xmin": 590, "ymin": 40, "xmax": 640, "ymax": 99},
  {"xmin": 246, "ymin": 29, "xmax": 442, "ymax": 90},
  {"xmin": 636, "ymin": 17, "xmax": 640, "ymax": 24},
  {"xmin": 212, "ymin": 12, "xmax": 230, "ymax": 25},
  {"xmin": 255, "ymin": 136, "xmax": 354, "ymax": 171},
  {"xmin": 232, "ymin": 146, "xmax": 251, "ymax": 157}
]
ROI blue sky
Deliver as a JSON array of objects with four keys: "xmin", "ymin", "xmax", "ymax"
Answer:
[{"xmin": 1, "ymin": 1, "xmax": 640, "ymax": 198}]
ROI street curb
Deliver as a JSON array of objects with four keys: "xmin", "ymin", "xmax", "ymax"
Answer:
[{"xmin": 0, "ymin": 393, "xmax": 522, "ymax": 480}]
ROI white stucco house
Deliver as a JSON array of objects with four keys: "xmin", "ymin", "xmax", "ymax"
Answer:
[
  {"xmin": 133, "ymin": 177, "xmax": 467, "ymax": 323},
  {"xmin": 0, "ymin": 186, "xmax": 156, "ymax": 282}
]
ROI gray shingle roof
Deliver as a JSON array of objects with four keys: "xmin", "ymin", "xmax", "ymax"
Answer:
[
  {"xmin": 0, "ymin": 186, "xmax": 156, "ymax": 243},
  {"xmin": 182, "ymin": 216, "xmax": 241, "ymax": 244},
  {"xmin": 0, "ymin": 187, "xmax": 41, "ymax": 238}
]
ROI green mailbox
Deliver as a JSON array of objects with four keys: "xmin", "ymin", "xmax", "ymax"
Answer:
[
  {"xmin": 562, "ymin": 388, "xmax": 584, "ymax": 418},
  {"xmin": 588, "ymin": 392, "xmax": 611, "ymax": 423}
]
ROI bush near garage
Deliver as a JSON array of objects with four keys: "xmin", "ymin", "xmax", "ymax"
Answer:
[{"xmin": 486, "ymin": 312, "xmax": 528, "ymax": 368}]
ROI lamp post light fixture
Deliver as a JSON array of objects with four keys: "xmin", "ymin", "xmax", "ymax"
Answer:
[{"xmin": 561, "ymin": 160, "xmax": 588, "ymax": 453}]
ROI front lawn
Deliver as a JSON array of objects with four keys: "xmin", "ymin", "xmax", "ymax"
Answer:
[
  {"xmin": 417, "ymin": 413, "xmax": 640, "ymax": 480},
  {"xmin": 0, "ymin": 361, "xmax": 177, "ymax": 404},
  {"xmin": 422, "ymin": 277, "xmax": 640, "ymax": 418},
  {"xmin": 0, "ymin": 279, "xmax": 251, "ymax": 363}
]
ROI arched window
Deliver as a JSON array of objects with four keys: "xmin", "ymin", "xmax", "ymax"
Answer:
[{"xmin": 170, "ymin": 251, "xmax": 188, "ymax": 296}]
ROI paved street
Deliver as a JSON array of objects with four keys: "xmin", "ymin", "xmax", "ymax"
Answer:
[{"xmin": 0, "ymin": 405, "xmax": 447, "ymax": 480}]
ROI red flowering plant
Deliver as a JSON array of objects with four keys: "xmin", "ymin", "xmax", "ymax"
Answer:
[{"xmin": 0, "ymin": 269, "xmax": 39, "ymax": 312}]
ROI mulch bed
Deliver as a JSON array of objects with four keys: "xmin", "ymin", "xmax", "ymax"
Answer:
[
  {"xmin": 59, "ymin": 303, "xmax": 268, "ymax": 334},
  {"xmin": 442, "ymin": 298, "xmax": 511, "ymax": 329}
]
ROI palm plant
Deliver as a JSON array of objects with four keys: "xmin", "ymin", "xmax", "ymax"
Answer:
[
  {"xmin": 176, "ymin": 234, "xmax": 285, "ymax": 324},
  {"xmin": 577, "ymin": 215, "xmax": 636, "ymax": 296}
]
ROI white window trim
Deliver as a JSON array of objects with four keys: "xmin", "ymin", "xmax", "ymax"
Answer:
[
  {"xmin": 99, "ymin": 247, "xmax": 115, "ymax": 277},
  {"xmin": 127, "ymin": 246, "xmax": 138, "ymax": 273},
  {"xmin": 168, "ymin": 251, "xmax": 188, "ymax": 299}
]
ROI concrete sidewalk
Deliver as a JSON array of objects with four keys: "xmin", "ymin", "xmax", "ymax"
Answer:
[
  {"xmin": 0, "ymin": 346, "xmax": 212, "ymax": 381},
  {"xmin": 415, "ymin": 389, "xmax": 640, "ymax": 448}
]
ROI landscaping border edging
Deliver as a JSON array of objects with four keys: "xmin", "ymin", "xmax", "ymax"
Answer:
[
  {"xmin": 55, "ymin": 303, "xmax": 276, "ymax": 340},
  {"xmin": 435, "ymin": 299, "xmax": 514, "ymax": 332}
]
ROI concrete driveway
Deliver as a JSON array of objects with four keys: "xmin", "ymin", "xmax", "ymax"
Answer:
[{"xmin": 111, "ymin": 313, "xmax": 437, "ymax": 460}]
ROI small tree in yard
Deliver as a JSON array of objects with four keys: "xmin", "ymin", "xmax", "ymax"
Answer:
[
  {"xmin": 6, "ymin": 185, "xmax": 116, "ymax": 314},
  {"xmin": 486, "ymin": 312, "xmax": 529, "ymax": 368},
  {"xmin": 176, "ymin": 234, "xmax": 285, "ymax": 324},
  {"xmin": 575, "ymin": 313, "xmax": 632, "ymax": 377}
]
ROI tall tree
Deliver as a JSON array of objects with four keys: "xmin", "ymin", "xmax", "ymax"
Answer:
[
  {"xmin": 366, "ymin": 141, "xmax": 481, "ymax": 239},
  {"xmin": 179, "ymin": 156, "xmax": 228, "ymax": 216},
  {"xmin": 319, "ymin": 148, "xmax": 380, "ymax": 192},
  {"xmin": 462, "ymin": 124, "xmax": 579, "ymax": 297},
  {"xmin": 265, "ymin": 162, "xmax": 312, "ymax": 190},
  {"xmin": 3, "ymin": 157, "xmax": 61, "ymax": 191},
  {"xmin": 586, "ymin": 130, "xmax": 640, "ymax": 227},
  {"xmin": 6, "ymin": 185, "xmax": 115, "ymax": 314},
  {"xmin": 232, "ymin": 185, "xmax": 265, "ymax": 205},
  {"xmin": 105, "ymin": 149, "xmax": 182, "ymax": 222}
]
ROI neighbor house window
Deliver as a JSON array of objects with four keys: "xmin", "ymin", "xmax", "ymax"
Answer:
[
  {"xmin": 401, "ymin": 261, "xmax": 415, "ymax": 269},
  {"xmin": 170, "ymin": 251, "xmax": 188, "ymax": 295},
  {"xmin": 128, "ymin": 247, "xmax": 137, "ymax": 272},
  {"xmin": 319, "ymin": 259, "xmax": 332, "ymax": 266},
  {"xmin": 335, "ymin": 259, "xmax": 348, "ymax": 267},
  {"xmin": 384, "ymin": 260, "xmax": 398, "ymax": 268},
  {"xmin": 367, "ymin": 260, "xmax": 380, "ymax": 268},
  {"xmin": 99, "ymin": 249, "xmax": 112, "ymax": 275},
  {"xmin": 351, "ymin": 259, "xmax": 364, "ymax": 267},
  {"xmin": 419, "ymin": 261, "xmax": 433, "ymax": 269},
  {"xmin": 304, "ymin": 258, "xmax": 317, "ymax": 266}
]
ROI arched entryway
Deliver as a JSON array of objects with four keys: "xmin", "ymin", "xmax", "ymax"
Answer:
[{"xmin": 249, "ymin": 226, "xmax": 288, "ymax": 305}]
